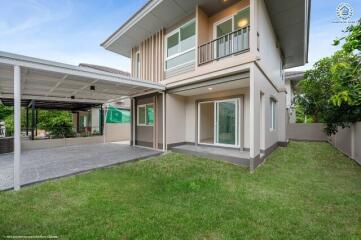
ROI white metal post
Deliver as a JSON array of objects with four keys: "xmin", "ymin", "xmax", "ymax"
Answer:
[
  {"xmin": 103, "ymin": 104, "xmax": 107, "ymax": 144},
  {"xmin": 162, "ymin": 92, "xmax": 166, "ymax": 151},
  {"xmin": 132, "ymin": 98, "xmax": 135, "ymax": 146},
  {"xmin": 13, "ymin": 65, "xmax": 21, "ymax": 190}
]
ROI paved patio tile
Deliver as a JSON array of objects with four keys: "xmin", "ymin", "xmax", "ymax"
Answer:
[{"xmin": 0, "ymin": 142, "xmax": 161, "ymax": 190}]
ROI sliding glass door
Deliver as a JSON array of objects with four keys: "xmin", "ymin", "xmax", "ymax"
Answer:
[
  {"xmin": 198, "ymin": 99, "xmax": 239, "ymax": 147},
  {"xmin": 216, "ymin": 100, "xmax": 237, "ymax": 145}
]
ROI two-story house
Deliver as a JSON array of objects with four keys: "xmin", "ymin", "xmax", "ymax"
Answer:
[{"xmin": 101, "ymin": 0, "xmax": 310, "ymax": 170}]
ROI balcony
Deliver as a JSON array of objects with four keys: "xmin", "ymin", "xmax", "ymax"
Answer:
[{"xmin": 198, "ymin": 26, "xmax": 250, "ymax": 65}]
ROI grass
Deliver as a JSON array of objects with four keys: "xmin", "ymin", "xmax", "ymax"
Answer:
[{"xmin": 0, "ymin": 141, "xmax": 360, "ymax": 239}]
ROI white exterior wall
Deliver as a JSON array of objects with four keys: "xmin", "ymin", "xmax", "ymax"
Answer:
[
  {"xmin": 255, "ymin": 0, "xmax": 284, "ymax": 86},
  {"xmin": 252, "ymin": 64, "xmax": 286, "ymax": 154},
  {"xmin": 247, "ymin": 0, "xmax": 286, "ymax": 158}
]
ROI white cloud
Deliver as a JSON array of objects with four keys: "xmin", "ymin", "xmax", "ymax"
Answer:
[{"xmin": 0, "ymin": 0, "xmax": 73, "ymax": 36}]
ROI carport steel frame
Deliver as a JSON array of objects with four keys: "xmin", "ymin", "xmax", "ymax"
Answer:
[{"xmin": 0, "ymin": 51, "xmax": 165, "ymax": 190}]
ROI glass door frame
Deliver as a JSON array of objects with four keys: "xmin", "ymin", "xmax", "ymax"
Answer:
[{"xmin": 197, "ymin": 98, "xmax": 240, "ymax": 148}]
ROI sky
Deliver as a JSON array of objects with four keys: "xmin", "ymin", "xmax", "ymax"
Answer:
[{"xmin": 0, "ymin": 0, "xmax": 360, "ymax": 73}]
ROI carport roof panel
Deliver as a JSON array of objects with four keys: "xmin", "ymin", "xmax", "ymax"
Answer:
[{"xmin": 0, "ymin": 51, "xmax": 165, "ymax": 103}]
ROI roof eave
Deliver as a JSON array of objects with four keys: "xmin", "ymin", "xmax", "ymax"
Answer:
[
  {"xmin": 304, "ymin": 0, "xmax": 311, "ymax": 65},
  {"xmin": 101, "ymin": 0, "xmax": 163, "ymax": 50},
  {"xmin": 0, "ymin": 51, "xmax": 165, "ymax": 91}
]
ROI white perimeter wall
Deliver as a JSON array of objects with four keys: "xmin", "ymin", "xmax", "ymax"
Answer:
[
  {"xmin": 22, "ymin": 123, "xmax": 130, "ymax": 150},
  {"xmin": 287, "ymin": 122, "xmax": 361, "ymax": 165},
  {"xmin": 352, "ymin": 122, "xmax": 361, "ymax": 165}
]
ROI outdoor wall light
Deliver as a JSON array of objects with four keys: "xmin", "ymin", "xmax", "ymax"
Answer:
[{"xmin": 90, "ymin": 85, "xmax": 95, "ymax": 91}]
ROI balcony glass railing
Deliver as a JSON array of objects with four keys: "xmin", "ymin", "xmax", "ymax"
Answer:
[{"xmin": 198, "ymin": 26, "xmax": 250, "ymax": 65}]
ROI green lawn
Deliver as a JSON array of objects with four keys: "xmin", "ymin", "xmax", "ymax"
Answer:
[{"xmin": 1, "ymin": 142, "xmax": 361, "ymax": 239}]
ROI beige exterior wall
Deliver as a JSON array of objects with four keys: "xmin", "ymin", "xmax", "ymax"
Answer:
[
  {"xmin": 130, "ymin": 29, "xmax": 165, "ymax": 82},
  {"xmin": 132, "ymin": 93, "xmax": 164, "ymax": 149},
  {"xmin": 105, "ymin": 124, "xmax": 130, "ymax": 142},
  {"xmin": 164, "ymin": 54, "xmax": 254, "ymax": 88},
  {"xmin": 197, "ymin": 7, "xmax": 209, "ymax": 49},
  {"xmin": 135, "ymin": 95, "xmax": 155, "ymax": 147},
  {"xmin": 166, "ymin": 94, "xmax": 186, "ymax": 145}
]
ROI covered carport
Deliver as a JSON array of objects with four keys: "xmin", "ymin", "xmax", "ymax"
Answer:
[
  {"xmin": 0, "ymin": 51, "xmax": 165, "ymax": 190},
  {"xmin": 0, "ymin": 98, "xmax": 104, "ymax": 140}
]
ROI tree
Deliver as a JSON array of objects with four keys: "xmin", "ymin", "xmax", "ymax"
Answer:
[
  {"xmin": 296, "ymin": 56, "xmax": 334, "ymax": 123},
  {"xmin": 296, "ymin": 19, "xmax": 361, "ymax": 135},
  {"xmin": 1, "ymin": 106, "xmax": 74, "ymax": 138},
  {"xmin": 0, "ymin": 104, "xmax": 12, "ymax": 121},
  {"xmin": 37, "ymin": 110, "xmax": 74, "ymax": 138}
]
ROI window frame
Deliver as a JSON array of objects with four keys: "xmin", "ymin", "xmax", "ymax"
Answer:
[
  {"xmin": 137, "ymin": 103, "xmax": 154, "ymax": 126},
  {"xmin": 213, "ymin": 6, "xmax": 250, "ymax": 39},
  {"xmin": 164, "ymin": 19, "xmax": 196, "ymax": 71},
  {"xmin": 270, "ymin": 98, "xmax": 277, "ymax": 131}
]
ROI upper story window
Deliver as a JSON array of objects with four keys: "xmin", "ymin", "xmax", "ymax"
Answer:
[
  {"xmin": 215, "ymin": 7, "xmax": 250, "ymax": 38},
  {"xmin": 213, "ymin": 7, "xmax": 250, "ymax": 59},
  {"xmin": 280, "ymin": 59, "xmax": 284, "ymax": 83},
  {"xmin": 270, "ymin": 98, "xmax": 277, "ymax": 131},
  {"xmin": 135, "ymin": 51, "xmax": 140, "ymax": 78},
  {"xmin": 165, "ymin": 19, "xmax": 195, "ymax": 71}
]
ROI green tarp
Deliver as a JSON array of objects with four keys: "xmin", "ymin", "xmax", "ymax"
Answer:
[
  {"xmin": 146, "ymin": 105, "xmax": 154, "ymax": 125},
  {"xmin": 106, "ymin": 105, "xmax": 130, "ymax": 124}
]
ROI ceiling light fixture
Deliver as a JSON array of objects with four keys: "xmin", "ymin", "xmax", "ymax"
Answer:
[
  {"xmin": 238, "ymin": 19, "xmax": 248, "ymax": 28},
  {"xmin": 208, "ymin": 87, "xmax": 213, "ymax": 90}
]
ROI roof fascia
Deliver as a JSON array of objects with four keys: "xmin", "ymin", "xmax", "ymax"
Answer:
[
  {"xmin": 0, "ymin": 51, "xmax": 165, "ymax": 91},
  {"xmin": 101, "ymin": 0, "xmax": 164, "ymax": 49}
]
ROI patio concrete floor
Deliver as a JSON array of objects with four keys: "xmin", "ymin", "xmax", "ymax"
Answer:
[
  {"xmin": 171, "ymin": 144, "xmax": 250, "ymax": 167},
  {"xmin": 0, "ymin": 142, "xmax": 162, "ymax": 191}
]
